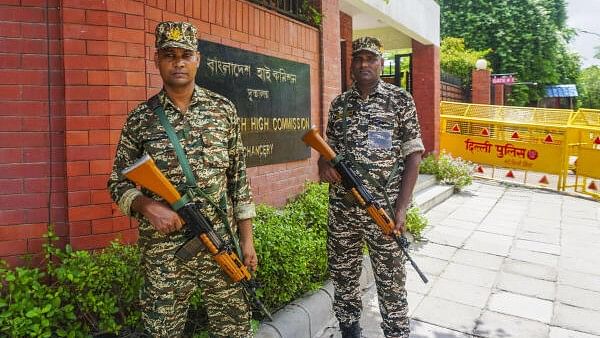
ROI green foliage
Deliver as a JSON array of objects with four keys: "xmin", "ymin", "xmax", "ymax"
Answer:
[
  {"xmin": 577, "ymin": 66, "xmax": 600, "ymax": 109},
  {"xmin": 420, "ymin": 152, "xmax": 475, "ymax": 191},
  {"xmin": 301, "ymin": 1, "xmax": 322, "ymax": 27},
  {"xmin": 0, "ymin": 182, "xmax": 431, "ymax": 335},
  {"xmin": 0, "ymin": 263, "xmax": 78, "ymax": 338},
  {"xmin": 440, "ymin": 37, "xmax": 491, "ymax": 84},
  {"xmin": 439, "ymin": 0, "xmax": 581, "ymax": 106},
  {"xmin": 253, "ymin": 182, "xmax": 329, "ymax": 311},
  {"xmin": 48, "ymin": 242, "xmax": 143, "ymax": 334},
  {"xmin": 405, "ymin": 206, "xmax": 428, "ymax": 240},
  {"xmin": 0, "ymin": 227, "xmax": 142, "ymax": 337}
]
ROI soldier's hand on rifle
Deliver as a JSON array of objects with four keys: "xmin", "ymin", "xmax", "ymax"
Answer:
[
  {"xmin": 240, "ymin": 238, "xmax": 258, "ymax": 272},
  {"xmin": 238, "ymin": 218, "xmax": 258, "ymax": 272},
  {"xmin": 318, "ymin": 156, "xmax": 341, "ymax": 184},
  {"xmin": 393, "ymin": 207, "xmax": 407, "ymax": 234},
  {"xmin": 132, "ymin": 195, "xmax": 183, "ymax": 235}
]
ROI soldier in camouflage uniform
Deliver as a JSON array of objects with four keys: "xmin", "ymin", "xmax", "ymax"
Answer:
[
  {"xmin": 318, "ymin": 37, "xmax": 425, "ymax": 338},
  {"xmin": 107, "ymin": 21, "xmax": 256, "ymax": 338}
]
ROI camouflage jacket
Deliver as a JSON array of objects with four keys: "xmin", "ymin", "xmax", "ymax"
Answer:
[
  {"xmin": 108, "ymin": 86, "xmax": 255, "ymax": 237},
  {"xmin": 326, "ymin": 80, "xmax": 424, "ymax": 202}
]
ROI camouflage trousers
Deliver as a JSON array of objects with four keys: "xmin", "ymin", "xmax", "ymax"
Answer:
[
  {"xmin": 328, "ymin": 199, "xmax": 410, "ymax": 338},
  {"xmin": 139, "ymin": 228, "xmax": 251, "ymax": 338}
]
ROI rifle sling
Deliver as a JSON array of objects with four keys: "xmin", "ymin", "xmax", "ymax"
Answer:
[
  {"xmin": 340, "ymin": 95, "xmax": 403, "ymax": 218},
  {"xmin": 147, "ymin": 95, "xmax": 241, "ymax": 256}
]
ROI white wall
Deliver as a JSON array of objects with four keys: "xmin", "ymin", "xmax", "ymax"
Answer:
[{"xmin": 342, "ymin": 0, "xmax": 440, "ymax": 46}]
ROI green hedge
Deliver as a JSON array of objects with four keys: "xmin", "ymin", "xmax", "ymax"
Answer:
[
  {"xmin": 0, "ymin": 231, "xmax": 143, "ymax": 337},
  {"xmin": 0, "ymin": 182, "xmax": 428, "ymax": 336},
  {"xmin": 253, "ymin": 182, "xmax": 329, "ymax": 311}
]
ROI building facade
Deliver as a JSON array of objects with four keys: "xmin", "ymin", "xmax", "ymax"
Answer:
[{"xmin": 0, "ymin": 0, "xmax": 439, "ymax": 265}]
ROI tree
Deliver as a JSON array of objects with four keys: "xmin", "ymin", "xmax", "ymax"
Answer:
[
  {"xmin": 577, "ymin": 66, "xmax": 600, "ymax": 109},
  {"xmin": 440, "ymin": 37, "xmax": 491, "ymax": 85},
  {"xmin": 439, "ymin": 0, "xmax": 581, "ymax": 106}
]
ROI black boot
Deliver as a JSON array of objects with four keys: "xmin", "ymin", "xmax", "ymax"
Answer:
[{"xmin": 340, "ymin": 322, "xmax": 362, "ymax": 338}]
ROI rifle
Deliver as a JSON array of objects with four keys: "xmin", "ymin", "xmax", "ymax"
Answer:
[
  {"xmin": 302, "ymin": 128, "xmax": 428, "ymax": 284},
  {"xmin": 121, "ymin": 154, "xmax": 273, "ymax": 320}
]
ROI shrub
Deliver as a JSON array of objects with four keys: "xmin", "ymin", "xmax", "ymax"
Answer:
[
  {"xmin": 405, "ymin": 206, "xmax": 428, "ymax": 240},
  {"xmin": 420, "ymin": 152, "xmax": 475, "ymax": 191},
  {"xmin": 0, "ymin": 228, "xmax": 142, "ymax": 337},
  {"xmin": 253, "ymin": 182, "xmax": 329, "ymax": 312},
  {"xmin": 0, "ymin": 263, "xmax": 80, "ymax": 338},
  {"xmin": 48, "ymin": 241, "xmax": 143, "ymax": 334}
]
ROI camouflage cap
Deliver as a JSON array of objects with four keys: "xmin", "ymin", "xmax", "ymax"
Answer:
[
  {"xmin": 155, "ymin": 21, "xmax": 198, "ymax": 51},
  {"xmin": 352, "ymin": 36, "xmax": 383, "ymax": 57}
]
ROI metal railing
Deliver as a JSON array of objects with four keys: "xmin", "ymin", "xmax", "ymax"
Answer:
[{"xmin": 248, "ymin": 0, "xmax": 313, "ymax": 25}]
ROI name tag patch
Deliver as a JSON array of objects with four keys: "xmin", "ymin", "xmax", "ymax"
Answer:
[{"xmin": 368, "ymin": 130, "xmax": 392, "ymax": 150}]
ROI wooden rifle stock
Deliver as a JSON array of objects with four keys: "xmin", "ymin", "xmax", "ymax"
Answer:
[{"xmin": 122, "ymin": 155, "xmax": 273, "ymax": 319}]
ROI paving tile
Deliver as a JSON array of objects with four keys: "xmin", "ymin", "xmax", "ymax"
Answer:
[
  {"xmin": 521, "ymin": 217, "xmax": 561, "ymax": 230},
  {"xmin": 413, "ymin": 242, "xmax": 457, "ymax": 261},
  {"xmin": 502, "ymin": 259, "xmax": 557, "ymax": 281},
  {"xmin": 439, "ymin": 218, "xmax": 480, "ymax": 231},
  {"xmin": 483, "ymin": 210, "xmax": 524, "ymax": 223},
  {"xmin": 553, "ymin": 303, "xmax": 600, "ymax": 336},
  {"xmin": 432, "ymin": 199, "xmax": 465, "ymax": 213},
  {"xmin": 562, "ymin": 232, "xmax": 600, "ymax": 247},
  {"xmin": 425, "ymin": 209, "xmax": 455, "ymax": 224},
  {"xmin": 527, "ymin": 208, "xmax": 562, "ymax": 220},
  {"xmin": 549, "ymin": 326, "xmax": 600, "ymax": 338},
  {"xmin": 424, "ymin": 225, "xmax": 472, "ymax": 247},
  {"xmin": 429, "ymin": 277, "xmax": 491, "ymax": 308},
  {"xmin": 448, "ymin": 209, "xmax": 488, "ymax": 223},
  {"xmin": 487, "ymin": 291, "xmax": 553, "ymax": 323},
  {"xmin": 409, "ymin": 254, "xmax": 450, "ymax": 277},
  {"xmin": 514, "ymin": 239, "xmax": 561, "ymax": 255},
  {"xmin": 463, "ymin": 231, "xmax": 513, "ymax": 256},
  {"xmin": 558, "ymin": 269, "xmax": 600, "ymax": 293},
  {"xmin": 407, "ymin": 291, "xmax": 425, "ymax": 317},
  {"xmin": 508, "ymin": 247, "xmax": 559, "ymax": 267},
  {"xmin": 495, "ymin": 272, "xmax": 556, "ymax": 300},
  {"xmin": 451, "ymin": 249, "xmax": 504, "ymax": 271},
  {"xmin": 474, "ymin": 310, "xmax": 550, "ymax": 338},
  {"xmin": 517, "ymin": 230, "xmax": 560, "ymax": 245},
  {"xmin": 406, "ymin": 271, "xmax": 436, "ymax": 295},
  {"xmin": 559, "ymin": 256, "xmax": 600, "ymax": 275},
  {"xmin": 556, "ymin": 285, "xmax": 600, "ymax": 311},
  {"xmin": 440, "ymin": 263, "xmax": 498, "ymax": 288},
  {"xmin": 410, "ymin": 320, "xmax": 474, "ymax": 338},
  {"xmin": 477, "ymin": 223, "xmax": 519, "ymax": 237},
  {"xmin": 413, "ymin": 296, "xmax": 481, "ymax": 334}
]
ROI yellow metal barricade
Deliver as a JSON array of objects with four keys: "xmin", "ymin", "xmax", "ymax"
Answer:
[
  {"xmin": 567, "ymin": 109, "xmax": 600, "ymax": 199},
  {"xmin": 440, "ymin": 102, "xmax": 600, "ymax": 198}
]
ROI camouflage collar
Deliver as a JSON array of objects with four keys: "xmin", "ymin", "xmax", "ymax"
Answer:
[
  {"xmin": 158, "ymin": 85, "xmax": 204, "ymax": 109},
  {"xmin": 349, "ymin": 79, "xmax": 386, "ymax": 99}
]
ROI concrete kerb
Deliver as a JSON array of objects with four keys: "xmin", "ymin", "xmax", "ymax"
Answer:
[{"xmin": 255, "ymin": 257, "xmax": 375, "ymax": 338}]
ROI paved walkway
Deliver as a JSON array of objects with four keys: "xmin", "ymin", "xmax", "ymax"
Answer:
[{"xmin": 316, "ymin": 179, "xmax": 600, "ymax": 338}]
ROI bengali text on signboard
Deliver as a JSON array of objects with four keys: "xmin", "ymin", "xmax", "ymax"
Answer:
[{"xmin": 196, "ymin": 40, "xmax": 311, "ymax": 167}]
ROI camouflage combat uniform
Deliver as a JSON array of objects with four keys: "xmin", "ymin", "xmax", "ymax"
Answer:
[
  {"xmin": 325, "ymin": 79, "xmax": 424, "ymax": 337},
  {"xmin": 107, "ymin": 86, "xmax": 255, "ymax": 338}
]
